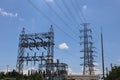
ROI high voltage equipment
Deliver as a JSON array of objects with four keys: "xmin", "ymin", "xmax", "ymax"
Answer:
[
  {"xmin": 16, "ymin": 25, "xmax": 68, "ymax": 80},
  {"xmin": 80, "ymin": 23, "xmax": 96, "ymax": 76}
]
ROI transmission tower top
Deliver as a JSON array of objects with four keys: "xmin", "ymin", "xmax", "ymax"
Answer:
[{"xmin": 21, "ymin": 27, "xmax": 25, "ymax": 35}]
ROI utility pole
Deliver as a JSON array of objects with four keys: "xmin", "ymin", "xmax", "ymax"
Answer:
[
  {"xmin": 106, "ymin": 67, "xmax": 108, "ymax": 77},
  {"xmin": 111, "ymin": 63, "xmax": 113, "ymax": 70},
  {"xmin": 7, "ymin": 65, "xmax": 9, "ymax": 73},
  {"xmin": 101, "ymin": 31, "xmax": 105, "ymax": 80}
]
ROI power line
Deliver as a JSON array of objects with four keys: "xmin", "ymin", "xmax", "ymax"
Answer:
[
  {"xmin": 61, "ymin": 0, "xmax": 82, "ymax": 26},
  {"xmin": 44, "ymin": 0, "xmax": 78, "ymax": 36},
  {"xmin": 54, "ymin": 0, "xmax": 82, "ymax": 31},
  {"xmin": 75, "ymin": 0, "xmax": 87, "ymax": 22},
  {"xmin": 27, "ymin": 0, "xmax": 78, "ymax": 42},
  {"xmin": 70, "ymin": 0, "xmax": 83, "ymax": 23},
  {"xmin": 54, "ymin": 0, "xmax": 74, "ymax": 26}
]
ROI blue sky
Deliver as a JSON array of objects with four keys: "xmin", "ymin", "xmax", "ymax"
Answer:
[{"xmin": 0, "ymin": 0, "xmax": 120, "ymax": 75}]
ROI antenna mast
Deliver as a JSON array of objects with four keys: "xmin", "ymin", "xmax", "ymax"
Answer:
[{"xmin": 101, "ymin": 31, "xmax": 105, "ymax": 80}]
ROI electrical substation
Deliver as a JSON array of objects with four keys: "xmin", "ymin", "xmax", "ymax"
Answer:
[
  {"xmin": 16, "ymin": 25, "xmax": 68, "ymax": 80},
  {"xmin": 0, "ymin": 0, "xmax": 114, "ymax": 80},
  {"xmin": 16, "ymin": 24, "xmax": 99, "ymax": 80}
]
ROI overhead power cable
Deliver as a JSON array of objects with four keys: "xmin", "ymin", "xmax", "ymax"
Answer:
[
  {"xmin": 54, "ymin": 0, "xmax": 74, "ymax": 25},
  {"xmin": 44, "ymin": 0, "xmax": 78, "ymax": 35},
  {"xmin": 27, "ymin": 0, "xmax": 78, "ymax": 42},
  {"xmin": 70, "ymin": 0, "xmax": 84, "ymax": 23},
  {"xmin": 75, "ymin": 0, "xmax": 87, "ymax": 22},
  {"xmin": 61, "ymin": 0, "xmax": 82, "ymax": 26},
  {"xmin": 54, "ymin": 0, "xmax": 81, "ymax": 30}
]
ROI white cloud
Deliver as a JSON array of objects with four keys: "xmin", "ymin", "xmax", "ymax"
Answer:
[
  {"xmin": 0, "ymin": 8, "xmax": 18, "ymax": 17},
  {"xmin": 68, "ymin": 68, "xmax": 82, "ymax": 75},
  {"xmin": 83, "ymin": 5, "xmax": 87, "ymax": 10},
  {"xmin": 23, "ymin": 67, "xmax": 37, "ymax": 75},
  {"xmin": 117, "ymin": 59, "xmax": 120, "ymax": 62},
  {"xmin": 1, "ymin": 68, "xmax": 12, "ymax": 74},
  {"xmin": 94, "ymin": 62, "xmax": 99, "ymax": 66},
  {"xmin": 68, "ymin": 67, "xmax": 102, "ymax": 76},
  {"xmin": 68, "ymin": 68, "xmax": 72, "ymax": 75},
  {"xmin": 59, "ymin": 43, "xmax": 69, "ymax": 50},
  {"xmin": 94, "ymin": 68, "xmax": 102, "ymax": 75},
  {"xmin": 77, "ymin": 66, "xmax": 102, "ymax": 75},
  {"xmin": 23, "ymin": 69, "xmax": 28, "ymax": 75},
  {"xmin": 45, "ymin": 0, "xmax": 54, "ymax": 2}
]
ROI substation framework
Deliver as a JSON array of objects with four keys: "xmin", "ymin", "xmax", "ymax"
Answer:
[
  {"xmin": 16, "ymin": 25, "xmax": 68, "ymax": 80},
  {"xmin": 80, "ymin": 23, "xmax": 96, "ymax": 76}
]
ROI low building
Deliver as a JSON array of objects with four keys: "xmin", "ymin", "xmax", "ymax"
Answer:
[{"xmin": 65, "ymin": 75, "xmax": 100, "ymax": 80}]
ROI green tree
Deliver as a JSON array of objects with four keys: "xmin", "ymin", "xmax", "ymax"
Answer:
[
  {"xmin": 0, "ymin": 70, "xmax": 44, "ymax": 80},
  {"xmin": 0, "ymin": 72, "xmax": 5, "ymax": 79},
  {"xmin": 5, "ymin": 69, "xmax": 24, "ymax": 80},
  {"xmin": 28, "ymin": 72, "xmax": 44, "ymax": 80},
  {"xmin": 6, "ymin": 69, "xmax": 19, "ymax": 77},
  {"xmin": 105, "ymin": 66, "xmax": 120, "ymax": 80}
]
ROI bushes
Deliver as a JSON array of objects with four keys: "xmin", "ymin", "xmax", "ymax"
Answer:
[
  {"xmin": 105, "ymin": 66, "xmax": 120, "ymax": 80},
  {"xmin": 0, "ymin": 70, "xmax": 44, "ymax": 80}
]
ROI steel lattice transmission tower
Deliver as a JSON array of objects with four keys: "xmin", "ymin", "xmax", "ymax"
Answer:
[
  {"xmin": 80, "ymin": 23, "xmax": 96, "ymax": 75},
  {"xmin": 16, "ymin": 26, "xmax": 68, "ymax": 80}
]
